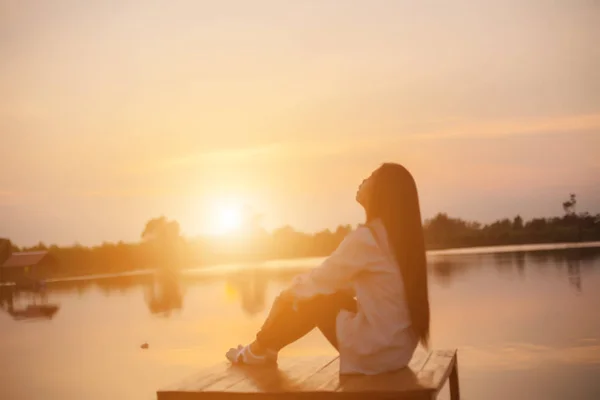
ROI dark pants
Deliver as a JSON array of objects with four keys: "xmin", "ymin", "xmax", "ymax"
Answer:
[{"xmin": 255, "ymin": 292, "xmax": 357, "ymax": 351}]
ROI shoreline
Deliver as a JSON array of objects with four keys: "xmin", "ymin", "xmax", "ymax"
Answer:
[{"xmin": 2, "ymin": 240, "xmax": 595, "ymax": 286}]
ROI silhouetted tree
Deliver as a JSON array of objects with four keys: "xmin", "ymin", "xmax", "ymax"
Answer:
[
  {"xmin": 141, "ymin": 216, "xmax": 184, "ymax": 269},
  {"xmin": 563, "ymin": 193, "xmax": 577, "ymax": 215},
  {"xmin": 142, "ymin": 216, "xmax": 181, "ymax": 242},
  {"xmin": 513, "ymin": 215, "xmax": 523, "ymax": 230},
  {"xmin": 5, "ymin": 195, "xmax": 600, "ymax": 279}
]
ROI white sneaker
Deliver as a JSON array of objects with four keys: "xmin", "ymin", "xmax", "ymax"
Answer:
[{"xmin": 225, "ymin": 344, "xmax": 278, "ymax": 365}]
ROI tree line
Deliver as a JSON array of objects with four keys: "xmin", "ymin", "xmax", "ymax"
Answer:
[{"xmin": 5, "ymin": 195, "xmax": 599, "ymax": 279}]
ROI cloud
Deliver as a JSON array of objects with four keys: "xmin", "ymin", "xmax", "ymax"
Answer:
[
  {"xmin": 76, "ymin": 188, "xmax": 169, "ymax": 198},
  {"xmin": 409, "ymin": 113, "xmax": 600, "ymax": 140},
  {"xmin": 167, "ymin": 143, "xmax": 283, "ymax": 166},
  {"xmin": 118, "ymin": 111, "xmax": 600, "ymax": 184}
]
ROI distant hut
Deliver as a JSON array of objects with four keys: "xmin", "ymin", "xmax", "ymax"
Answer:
[{"xmin": 1, "ymin": 250, "xmax": 58, "ymax": 289}]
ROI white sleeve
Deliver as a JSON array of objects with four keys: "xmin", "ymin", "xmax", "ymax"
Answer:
[{"xmin": 289, "ymin": 226, "xmax": 378, "ymax": 299}]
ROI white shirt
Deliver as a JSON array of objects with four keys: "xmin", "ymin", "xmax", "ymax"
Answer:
[{"xmin": 290, "ymin": 218, "xmax": 418, "ymax": 375}]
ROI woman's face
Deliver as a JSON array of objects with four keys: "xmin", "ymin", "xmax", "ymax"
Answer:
[{"xmin": 356, "ymin": 169, "xmax": 377, "ymax": 207}]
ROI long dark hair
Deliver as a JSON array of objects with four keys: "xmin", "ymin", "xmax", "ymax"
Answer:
[{"xmin": 365, "ymin": 163, "xmax": 430, "ymax": 347}]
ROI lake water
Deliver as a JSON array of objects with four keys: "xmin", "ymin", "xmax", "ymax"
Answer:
[{"xmin": 2, "ymin": 243, "xmax": 600, "ymax": 400}]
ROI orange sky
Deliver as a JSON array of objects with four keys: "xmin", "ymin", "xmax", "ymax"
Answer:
[{"xmin": 1, "ymin": 1, "xmax": 599, "ymax": 246}]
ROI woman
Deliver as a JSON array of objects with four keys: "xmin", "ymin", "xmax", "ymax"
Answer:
[{"xmin": 226, "ymin": 163, "xmax": 430, "ymax": 375}]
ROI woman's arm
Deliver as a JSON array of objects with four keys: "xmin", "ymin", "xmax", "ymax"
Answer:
[{"xmin": 288, "ymin": 226, "xmax": 378, "ymax": 300}]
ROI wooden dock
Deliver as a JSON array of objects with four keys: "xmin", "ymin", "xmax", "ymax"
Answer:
[{"xmin": 158, "ymin": 349, "xmax": 459, "ymax": 400}]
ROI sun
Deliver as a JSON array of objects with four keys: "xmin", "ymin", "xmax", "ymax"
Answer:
[{"xmin": 214, "ymin": 204, "xmax": 243, "ymax": 235}]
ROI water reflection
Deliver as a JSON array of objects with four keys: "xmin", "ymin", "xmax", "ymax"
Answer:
[
  {"xmin": 226, "ymin": 271, "xmax": 269, "ymax": 315},
  {"xmin": 18, "ymin": 246, "xmax": 599, "ymax": 316},
  {"xmin": 218, "ymin": 249, "xmax": 600, "ymax": 316},
  {"xmin": 427, "ymin": 247, "xmax": 600, "ymax": 293},
  {"xmin": 0, "ymin": 286, "xmax": 16, "ymax": 316},
  {"xmin": 0, "ymin": 286, "xmax": 61, "ymax": 320},
  {"xmin": 0, "ymin": 247, "xmax": 594, "ymax": 321},
  {"xmin": 2, "ymin": 245, "xmax": 600, "ymax": 400},
  {"xmin": 429, "ymin": 259, "xmax": 465, "ymax": 287},
  {"xmin": 145, "ymin": 270, "xmax": 184, "ymax": 317},
  {"xmin": 49, "ymin": 272, "xmax": 153, "ymax": 296},
  {"xmin": 567, "ymin": 258, "xmax": 582, "ymax": 292},
  {"xmin": 515, "ymin": 252, "xmax": 526, "ymax": 276}
]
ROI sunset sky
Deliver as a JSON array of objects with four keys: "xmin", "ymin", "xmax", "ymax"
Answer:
[{"xmin": 1, "ymin": 0, "xmax": 599, "ymax": 246}]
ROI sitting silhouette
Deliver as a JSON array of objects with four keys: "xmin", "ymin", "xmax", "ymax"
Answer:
[{"xmin": 226, "ymin": 163, "xmax": 430, "ymax": 375}]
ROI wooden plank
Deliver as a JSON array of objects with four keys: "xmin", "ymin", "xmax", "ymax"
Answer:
[
  {"xmin": 448, "ymin": 353, "xmax": 460, "ymax": 400},
  {"xmin": 335, "ymin": 352, "xmax": 427, "ymax": 391},
  {"xmin": 200, "ymin": 366, "xmax": 250, "ymax": 392},
  {"xmin": 158, "ymin": 349, "xmax": 458, "ymax": 400},
  {"xmin": 159, "ymin": 362, "xmax": 232, "ymax": 393},
  {"xmin": 291, "ymin": 357, "xmax": 341, "ymax": 392},
  {"xmin": 408, "ymin": 350, "xmax": 432, "ymax": 372},
  {"xmin": 159, "ymin": 364, "xmax": 249, "ymax": 400},
  {"xmin": 226, "ymin": 356, "xmax": 334, "ymax": 393},
  {"xmin": 334, "ymin": 351, "xmax": 433, "ymax": 397},
  {"xmin": 158, "ymin": 357, "xmax": 336, "ymax": 400},
  {"xmin": 296, "ymin": 351, "xmax": 434, "ymax": 396},
  {"xmin": 416, "ymin": 350, "xmax": 457, "ymax": 392}
]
